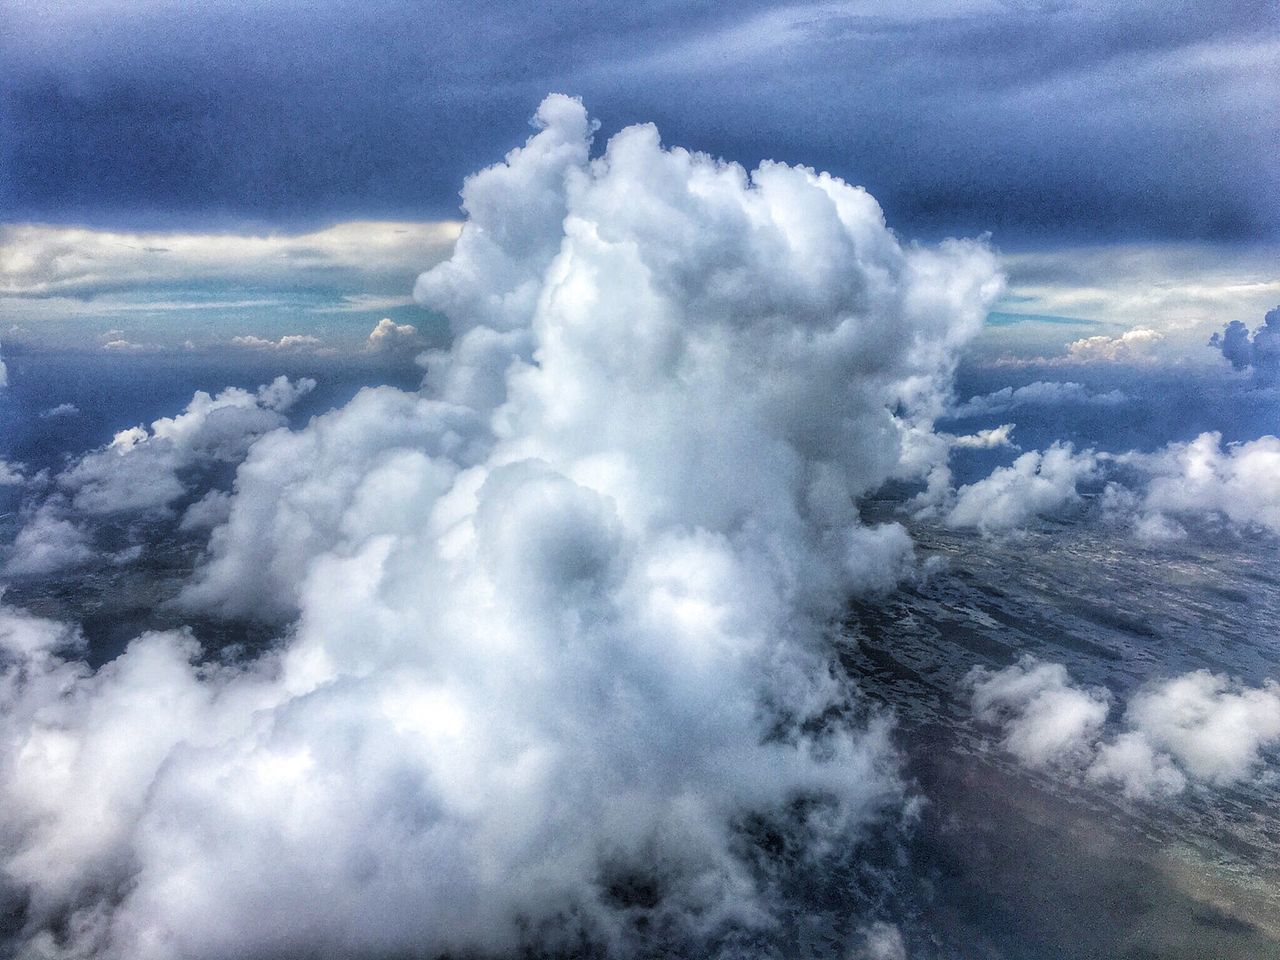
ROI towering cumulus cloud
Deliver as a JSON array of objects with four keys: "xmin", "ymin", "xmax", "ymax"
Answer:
[
  {"xmin": 0, "ymin": 96, "xmax": 1000, "ymax": 958},
  {"xmin": 1210, "ymin": 306, "xmax": 1280, "ymax": 385}
]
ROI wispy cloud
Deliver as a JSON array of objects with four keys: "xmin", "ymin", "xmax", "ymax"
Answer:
[
  {"xmin": 0, "ymin": 221, "xmax": 459, "ymax": 299},
  {"xmin": 0, "ymin": 221, "xmax": 458, "ymax": 348},
  {"xmin": 307, "ymin": 293, "xmax": 417, "ymax": 314},
  {"xmin": 997, "ymin": 243, "xmax": 1280, "ymax": 340}
]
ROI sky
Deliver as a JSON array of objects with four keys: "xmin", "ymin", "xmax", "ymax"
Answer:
[
  {"xmin": 2, "ymin": 0, "xmax": 1276, "ymax": 241},
  {"xmin": 1, "ymin": 0, "xmax": 1277, "ymax": 357},
  {"xmin": 1, "ymin": 5, "xmax": 1280, "ymax": 960}
]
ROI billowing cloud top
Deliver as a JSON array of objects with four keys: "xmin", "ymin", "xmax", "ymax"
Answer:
[{"xmin": 0, "ymin": 95, "xmax": 1004, "ymax": 958}]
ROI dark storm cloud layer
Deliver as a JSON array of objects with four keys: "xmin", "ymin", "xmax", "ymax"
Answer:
[{"xmin": 2, "ymin": 0, "xmax": 1276, "ymax": 240}]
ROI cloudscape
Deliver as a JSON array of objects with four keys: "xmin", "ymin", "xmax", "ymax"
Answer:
[{"xmin": 1, "ymin": 3, "xmax": 1278, "ymax": 959}]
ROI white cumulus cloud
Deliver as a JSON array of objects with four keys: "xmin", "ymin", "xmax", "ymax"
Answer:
[
  {"xmin": 1116, "ymin": 432, "xmax": 1280, "ymax": 539},
  {"xmin": 0, "ymin": 460, "xmax": 25, "ymax": 486},
  {"xmin": 0, "ymin": 95, "xmax": 1002, "ymax": 958},
  {"xmin": 944, "ymin": 423, "xmax": 1017, "ymax": 450},
  {"xmin": 969, "ymin": 658, "xmax": 1280, "ymax": 800},
  {"xmin": 364, "ymin": 317, "xmax": 425, "ymax": 356},
  {"xmin": 946, "ymin": 443, "xmax": 1098, "ymax": 534},
  {"xmin": 3, "ymin": 503, "xmax": 95, "ymax": 577},
  {"xmin": 949, "ymin": 380, "xmax": 1125, "ymax": 418},
  {"xmin": 1064, "ymin": 327, "xmax": 1164, "ymax": 363},
  {"xmin": 58, "ymin": 376, "xmax": 314, "ymax": 517},
  {"xmin": 968, "ymin": 657, "xmax": 1110, "ymax": 768}
]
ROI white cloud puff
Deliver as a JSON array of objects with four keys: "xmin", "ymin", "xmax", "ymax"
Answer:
[
  {"xmin": 969, "ymin": 658, "xmax": 1280, "ymax": 800},
  {"xmin": 0, "ymin": 460, "xmax": 25, "ymax": 486},
  {"xmin": 1099, "ymin": 433, "xmax": 1280, "ymax": 541},
  {"xmin": 1129, "ymin": 432, "xmax": 1280, "ymax": 537},
  {"xmin": 364, "ymin": 317, "xmax": 425, "ymax": 356},
  {"xmin": 968, "ymin": 657, "xmax": 1110, "ymax": 768},
  {"xmin": 1064, "ymin": 327, "xmax": 1163, "ymax": 363},
  {"xmin": 1087, "ymin": 732, "xmax": 1188, "ymax": 799},
  {"xmin": 992, "ymin": 327, "xmax": 1167, "ymax": 368},
  {"xmin": 852, "ymin": 921, "xmax": 908, "ymax": 960},
  {"xmin": 1120, "ymin": 671, "xmax": 1280, "ymax": 785},
  {"xmin": 946, "ymin": 443, "xmax": 1098, "ymax": 534},
  {"xmin": 0, "ymin": 95, "xmax": 1002, "ymax": 958},
  {"xmin": 57, "ymin": 376, "xmax": 314, "ymax": 516},
  {"xmin": 944, "ymin": 423, "xmax": 1017, "ymax": 450},
  {"xmin": 2, "ymin": 503, "xmax": 94, "ymax": 576},
  {"xmin": 948, "ymin": 380, "xmax": 1125, "ymax": 419}
]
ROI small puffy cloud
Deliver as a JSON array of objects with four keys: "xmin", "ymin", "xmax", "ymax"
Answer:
[
  {"xmin": 3, "ymin": 503, "xmax": 95, "ymax": 576},
  {"xmin": 0, "ymin": 341, "xmax": 7, "ymax": 388},
  {"xmin": 0, "ymin": 460, "xmax": 25, "ymax": 486},
  {"xmin": 949, "ymin": 380, "xmax": 1125, "ymax": 418},
  {"xmin": 39, "ymin": 402, "xmax": 78, "ymax": 419},
  {"xmin": 968, "ymin": 657, "xmax": 1110, "ymax": 768},
  {"xmin": 1087, "ymin": 733, "xmax": 1188, "ymax": 799},
  {"xmin": 364, "ymin": 317, "xmax": 425, "ymax": 356},
  {"xmin": 56, "ymin": 376, "xmax": 314, "ymax": 516},
  {"xmin": 229, "ymin": 333, "xmax": 322, "ymax": 350},
  {"xmin": 990, "ymin": 328, "xmax": 1167, "ymax": 368},
  {"xmin": 101, "ymin": 337, "xmax": 156, "ymax": 352},
  {"xmin": 970, "ymin": 658, "xmax": 1280, "ymax": 800},
  {"xmin": 946, "ymin": 443, "xmax": 1098, "ymax": 534},
  {"xmin": 1064, "ymin": 327, "xmax": 1164, "ymax": 363},
  {"xmin": 945, "ymin": 423, "xmax": 1017, "ymax": 450},
  {"xmin": 1123, "ymin": 671, "xmax": 1280, "ymax": 785},
  {"xmin": 1123, "ymin": 432, "xmax": 1280, "ymax": 538},
  {"xmin": 1209, "ymin": 305, "xmax": 1280, "ymax": 385}
]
